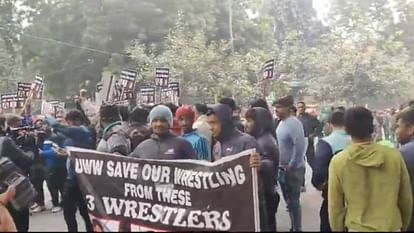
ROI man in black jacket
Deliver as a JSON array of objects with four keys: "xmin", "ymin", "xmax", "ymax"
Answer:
[
  {"xmin": 245, "ymin": 107, "xmax": 280, "ymax": 231},
  {"xmin": 219, "ymin": 97, "xmax": 245, "ymax": 132}
]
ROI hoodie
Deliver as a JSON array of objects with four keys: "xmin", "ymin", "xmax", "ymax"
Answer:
[
  {"xmin": 210, "ymin": 104, "xmax": 259, "ymax": 160},
  {"xmin": 97, "ymin": 121, "xmax": 131, "ymax": 156},
  {"xmin": 328, "ymin": 142, "xmax": 412, "ymax": 232},
  {"xmin": 248, "ymin": 107, "xmax": 279, "ymax": 186}
]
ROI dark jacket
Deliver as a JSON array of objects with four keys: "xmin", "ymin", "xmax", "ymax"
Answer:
[
  {"xmin": 211, "ymin": 104, "xmax": 258, "ymax": 161},
  {"xmin": 298, "ymin": 112, "xmax": 322, "ymax": 138},
  {"xmin": 130, "ymin": 132, "xmax": 196, "ymax": 160},
  {"xmin": 0, "ymin": 137, "xmax": 33, "ymax": 174},
  {"xmin": 400, "ymin": 139, "xmax": 414, "ymax": 231},
  {"xmin": 233, "ymin": 116, "xmax": 245, "ymax": 132},
  {"xmin": 248, "ymin": 107, "xmax": 279, "ymax": 188}
]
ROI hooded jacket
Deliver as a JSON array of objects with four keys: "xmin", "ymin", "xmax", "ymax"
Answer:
[
  {"xmin": 97, "ymin": 121, "xmax": 131, "ymax": 156},
  {"xmin": 130, "ymin": 132, "xmax": 196, "ymax": 160},
  {"xmin": 210, "ymin": 104, "xmax": 258, "ymax": 161},
  {"xmin": 328, "ymin": 142, "xmax": 412, "ymax": 232},
  {"xmin": 248, "ymin": 107, "xmax": 279, "ymax": 186}
]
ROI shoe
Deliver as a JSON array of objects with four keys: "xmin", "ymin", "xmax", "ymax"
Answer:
[
  {"xmin": 51, "ymin": 206, "xmax": 62, "ymax": 213},
  {"xmin": 30, "ymin": 203, "xmax": 39, "ymax": 210},
  {"xmin": 31, "ymin": 205, "xmax": 45, "ymax": 213}
]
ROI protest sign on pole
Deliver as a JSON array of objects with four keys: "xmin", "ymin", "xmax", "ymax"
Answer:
[
  {"xmin": 31, "ymin": 75, "xmax": 44, "ymax": 100},
  {"xmin": 119, "ymin": 69, "xmax": 138, "ymax": 101},
  {"xmin": 138, "ymin": 86, "xmax": 156, "ymax": 105},
  {"xmin": 68, "ymin": 148, "xmax": 260, "ymax": 232}
]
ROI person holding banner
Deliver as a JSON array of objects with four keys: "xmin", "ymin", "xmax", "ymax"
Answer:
[
  {"xmin": 130, "ymin": 105, "xmax": 196, "ymax": 160},
  {"xmin": 245, "ymin": 107, "xmax": 280, "ymax": 231},
  {"xmin": 176, "ymin": 105, "xmax": 211, "ymax": 161}
]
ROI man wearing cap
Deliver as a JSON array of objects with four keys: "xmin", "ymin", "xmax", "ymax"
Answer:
[
  {"xmin": 274, "ymin": 95, "xmax": 306, "ymax": 232},
  {"xmin": 176, "ymin": 105, "xmax": 210, "ymax": 161},
  {"xmin": 130, "ymin": 105, "xmax": 196, "ymax": 160},
  {"xmin": 97, "ymin": 104, "xmax": 131, "ymax": 156}
]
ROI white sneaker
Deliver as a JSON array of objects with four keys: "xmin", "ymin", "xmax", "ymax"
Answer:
[
  {"xmin": 30, "ymin": 203, "xmax": 39, "ymax": 210},
  {"xmin": 51, "ymin": 206, "xmax": 62, "ymax": 213},
  {"xmin": 31, "ymin": 205, "xmax": 45, "ymax": 213}
]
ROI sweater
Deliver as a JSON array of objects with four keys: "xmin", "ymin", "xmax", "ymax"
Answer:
[{"xmin": 276, "ymin": 116, "xmax": 306, "ymax": 168}]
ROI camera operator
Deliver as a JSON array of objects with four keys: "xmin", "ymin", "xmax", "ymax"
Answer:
[
  {"xmin": 6, "ymin": 115, "xmax": 46, "ymax": 216},
  {"xmin": 0, "ymin": 114, "xmax": 34, "ymax": 232}
]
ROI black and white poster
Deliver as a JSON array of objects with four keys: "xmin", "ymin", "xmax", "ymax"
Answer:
[
  {"xmin": 68, "ymin": 148, "xmax": 259, "ymax": 232},
  {"xmin": 139, "ymin": 86, "xmax": 156, "ymax": 105},
  {"xmin": 120, "ymin": 70, "xmax": 138, "ymax": 100},
  {"xmin": 155, "ymin": 68, "xmax": 170, "ymax": 87},
  {"xmin": 262, "ymin": 59, "xmax": 274, "ymax": 80},
  {"xmin": 1, "ymin": 94, "xmax": 23, "ymax": 110},
  {"xmin": 168, "ymin": 82, "xmax": 180, "ymax": 97},
  {"xmin": 17, "ymin": 82, "xmax": 32, "ymax": 99},
  {"xmin": 31, "ymin": 75, "xmax": 44, "ymax": 100}
]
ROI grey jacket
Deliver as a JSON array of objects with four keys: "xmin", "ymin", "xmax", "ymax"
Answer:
[
  {"xmin": 210, "ymin": 104, "xmax": 258, "ymax": 160},
  {"xmin": 400, "ymin": 139, "xmax": 414, "ymax": 231},
  {"xmin": 97, "ymin": 122, "xmax": 131, "ymax": 156},
  {"xmin": 130, "ymin": 132, "xmax": 196, "ymax": 160}
]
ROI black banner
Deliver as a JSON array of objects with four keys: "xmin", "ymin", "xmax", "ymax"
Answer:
[
  {"xmin": 68, "ymin": 148, "xmax": 259, "ymax": 232},
  {"xmin": 262, "ymin": 59, "xmax": 274, "ymax": 80},
  {"xmin": 155, "ymin": 68, "xmax": 170, "ymax": 87},
  {"xmin": 139, "ymin": 86, "xmax": 156, "ymax": 105}
]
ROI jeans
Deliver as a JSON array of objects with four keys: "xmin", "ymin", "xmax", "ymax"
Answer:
[{"xmin": 279, "ymin": 167, "xmax": 305, "ymax": 232}]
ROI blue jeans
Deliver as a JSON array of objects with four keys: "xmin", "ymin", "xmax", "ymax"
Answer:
[{"xmin": 279, "ymin": 167, "xmax": 305, "ymax": 232}]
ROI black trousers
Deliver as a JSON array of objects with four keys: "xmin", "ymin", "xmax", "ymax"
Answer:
[
  {"xmin": 62, "ymin": 183, "xmax": 93, "ymax": 232},
  {"xmin": 264, "ymin": 190, "xmax": 280, "ymax": 231},
  {"xmin": 46, "ymin": 166, "xmax": 66, "ymax": 207},
  {"xmin": 306, "ymin": 137, "xmax": 316, "ymax": 170},
  {"xmin": 7, "ymin": 205, "xmax": 29, "ymax": 232},
  {"xmin": 30, "ymin": 176, "xmax": 45, "ymax": 207},
  {"xmin": 320, "ymin": 199, "xmax": 331, "ymax": 232}
]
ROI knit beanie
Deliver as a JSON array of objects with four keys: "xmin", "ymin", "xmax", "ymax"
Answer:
[
  {"xmin": 175, "ymin": 105, "xmax": 195, "ymax": 121},
  {"xmin": 99, "ymin": 104, "xmax": 121, "ymax": 122},
  {"xmin": 149, "ymin": 105, "xmax": 173, "ymax": 127}
]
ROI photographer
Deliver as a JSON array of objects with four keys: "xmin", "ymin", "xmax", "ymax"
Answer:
[{"xmin": 6, "ymin": 115, "xmax": 46, "ymax": 215}]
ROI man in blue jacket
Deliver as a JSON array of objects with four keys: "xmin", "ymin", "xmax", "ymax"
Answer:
[
  {"xmin": 311, "ymin": 111, "xmax": 351, "ymax": 232},
  {"xmin": 45, "ymin": 110, "xmax": 94, "ymax": 232}
]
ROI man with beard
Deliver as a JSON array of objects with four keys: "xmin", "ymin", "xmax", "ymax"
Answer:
[{"xmin": 245, "ymin": 107, "xmax": 280, "ymax": 231}]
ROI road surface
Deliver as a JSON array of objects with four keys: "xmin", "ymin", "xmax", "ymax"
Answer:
[{"xmin": 29, "ymin": 164, "xmax": 322, "ymax": 232}]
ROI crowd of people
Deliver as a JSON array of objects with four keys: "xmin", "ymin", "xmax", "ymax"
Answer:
[{"xmin": 0, "ymin": 93, "xmax": 414, "ymax": 232}]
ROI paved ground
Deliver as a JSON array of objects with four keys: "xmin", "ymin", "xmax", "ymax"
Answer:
[{"xmin": 29, "ymin": 164, "xmax": 322, "ymax": 232}]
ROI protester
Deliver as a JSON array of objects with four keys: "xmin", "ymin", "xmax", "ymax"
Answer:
[
  {"xmin": 396, "ymin": 108, "xmax": 414, "ymax": 231},
  {"xmin": 97, "ymin": 104, "xmax": 131, "ymax": 155},
  {"xmin": 219, "ymin": 97, "xmax": 245, "ymax": 132},
  {"xmin": 45, "ymin": 110, "xmax": 94, "ymax": 232},
  {"xmin": 245, "ymin": 107, "xmax": 280, "ymax": 231},
  {"xmin": 193, "ymin": 103, "xmax": 213, "ymax": 153},
  {"xmin": 328, "ymin": 107, "xmax": 412, "ymax": 232},
  {"xmin": 127, "ymin": 107, "xmax": 151, "ymax": 151},
  {"xmin": 164, "ymin": 103, "xmax": 181, "ymax": 136},
  {"xmin": 42, "ymin": 140, "xmax": 65, "ymax": 213},
  {"xmin": 0, "ymin": 186, "xmax": 17, "ymax": 232},
  {"xmin": 206, "ymin": 103, "xmax": 264, "ymax": 229},
  {"xmin": 274, "ymin": 95, "xmax": 306, "ymax": 232},
  {"xmin": 176, "ymin": 105, "xmax": 211, "ymax": 161},
  {"xmin": 311, "ymin": 111, "xmax": 351, "ymax": 232},
  {"xmin": 297, "ymin": 101, "xmax": 321, "ymax": 170},
  {"xmin": 130, "ymin": 105, "xmax": 196, "ymax": 160}
]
